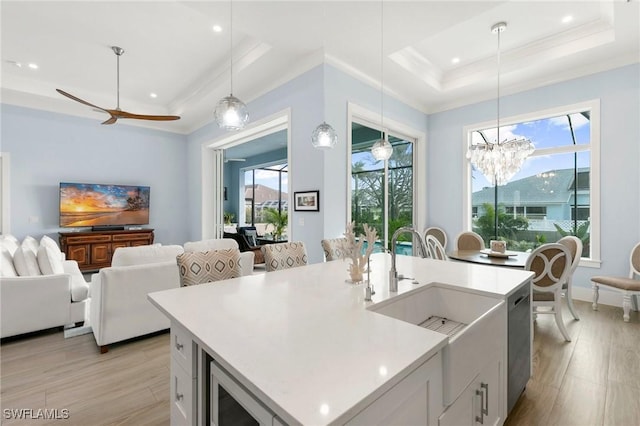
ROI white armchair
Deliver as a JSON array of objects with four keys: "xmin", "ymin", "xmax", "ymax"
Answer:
[{"xmin": 90, "ymin": 244, "xmax": 184, "ymax": 353}]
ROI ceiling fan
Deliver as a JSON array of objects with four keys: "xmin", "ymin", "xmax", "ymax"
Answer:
[{"xmin": 56, "ymin": 46, "xmax": 180, "ymax": 125}]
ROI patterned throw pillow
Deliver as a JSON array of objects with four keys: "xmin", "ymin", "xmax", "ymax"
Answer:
[{"xmin": 176, "ymin": 248, "xmax": 241, "ymax": 287}]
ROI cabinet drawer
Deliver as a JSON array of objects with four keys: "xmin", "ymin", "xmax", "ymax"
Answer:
[
  {"xmin": 171, "ymin": 359, "xmax": 196, "ymax": 426},
  {"xmin": 113, "ymin": 233, "xmax": 150, "ymax": 242},
  {"xmin": 172, "ymin": 323, "xmax": 196, "ymax": 377},
  {"xmin": 66, "ymin": 235, "xmax": 112, "ymax": 244}
]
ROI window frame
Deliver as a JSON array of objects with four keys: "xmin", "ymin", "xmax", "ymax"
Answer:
[
  {"xmin": 347, "ymin": 103, "xmax": 426, "ymax": 249},
  {"xmin": 462, "ymin": 99, "xmax": 601, "ymax": 267}
]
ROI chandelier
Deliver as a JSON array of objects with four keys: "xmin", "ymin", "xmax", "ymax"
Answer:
[{"xmin": 467, "ymin": 22, "xmax": 534, "ymax": 186}]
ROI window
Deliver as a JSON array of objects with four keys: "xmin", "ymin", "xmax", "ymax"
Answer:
[
  {"xmin": 351, "ymin": 122, "xmax": 414, "ymax": 253},
  {"xmin": 244, "ymin": 163, "xmax": 288, "ymax": 228},
  {"xmin": 465, "ymin": 100, "xmax": 600, "ymax": 262}
]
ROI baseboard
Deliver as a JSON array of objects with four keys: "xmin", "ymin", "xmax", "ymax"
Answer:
[
  {"xmin": 64, "ymin": 324, "xmax": 93, "ymax": 338},
  {"xmin": 572, "ymin": 286, "xmax": 625, "ymax": 308}
]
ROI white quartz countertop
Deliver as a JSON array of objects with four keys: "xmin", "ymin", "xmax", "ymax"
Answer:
[{"xmin": 148, "ymin": 253, "xmax": 533, "ymax": 425}]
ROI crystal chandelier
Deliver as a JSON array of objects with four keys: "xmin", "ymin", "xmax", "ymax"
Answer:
[
  {"xmin": 311, "ymin": 122, "xmax": 338, "ymax": 149},
  {"xmin": 371, "ymin": 0, "xmax": 393, "ymax": 161},
  {"xmin": 467, "ymin": 22, "xmax": 534, "ymax": 186},
  {"xmin": 215, "ymin": 0, "xmax": 249, "ymax": 131}
]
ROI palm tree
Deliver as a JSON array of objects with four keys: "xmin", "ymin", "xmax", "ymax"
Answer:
[{"xmin": 263, "ymin": 207, "xmax": 288, "ymax": 240}]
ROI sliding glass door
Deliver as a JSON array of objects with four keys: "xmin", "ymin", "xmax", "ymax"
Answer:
[{"xmin": 351, "ymin": 122, "xmax": 414, "ymax": 253}]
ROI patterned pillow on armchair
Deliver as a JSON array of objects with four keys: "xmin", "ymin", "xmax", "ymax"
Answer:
[{"xmin": 176, "ymin": 248, "xmax": 241, "ymax": 286}]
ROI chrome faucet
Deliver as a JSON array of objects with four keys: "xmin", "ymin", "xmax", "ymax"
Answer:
[{"xmin": 389, "ymin": 227, "xmax": 428, "ymax": 292}]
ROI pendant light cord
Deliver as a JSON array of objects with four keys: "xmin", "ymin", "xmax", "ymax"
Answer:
[
  {"xmin": 380, "ymin": 0, "xmax": 384, "ymax": 140},
  {"xmin": 497, "ymin": 28, "xmax": 501, "ymax": 145},
  {"xmin": 230, "ymin": 0, "xmax": 234, "ymax": 95}
]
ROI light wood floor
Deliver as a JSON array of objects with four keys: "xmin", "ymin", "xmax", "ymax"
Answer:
[{"xmin": 1, "ymin": 300, "xmax": 638, "ymax": 426}]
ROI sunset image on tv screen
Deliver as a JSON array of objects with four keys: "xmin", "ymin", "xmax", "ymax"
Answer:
[{"xmin": 59, "ymin": 183, "xmax": 150, "ymax": 227}]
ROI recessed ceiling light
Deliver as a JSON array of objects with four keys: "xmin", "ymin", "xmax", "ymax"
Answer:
[
  {"xmin": 150, "ymin": 93, "xmax": 158, "ymax": 98},
  {"xmin": 28, "ymin": 63, "xmax": 38, "ymax": 69},
  {"xmin": 212, "ymin": 25, "xmax": 222, "ymax": 33},
  {"xmin": 562, "ymin": 15, "xmax": 573, "ymax": 24},
  {"xmin": 451, "ymin": 57, "xmax": 460, "ymax": 64}
]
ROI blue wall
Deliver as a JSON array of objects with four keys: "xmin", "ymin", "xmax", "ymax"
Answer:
[
  {"xmin": 428, "ymin": 63, "xmax": 640, "ymax": 291},
  {"xmin": 0, "ymin": 105, "xmax": 189, "ymax": 244}
]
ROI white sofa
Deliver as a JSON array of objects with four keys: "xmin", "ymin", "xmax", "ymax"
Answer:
[
  {"xmin": 1, "ymin": 235, "xmax": 89, "ymax": 339},
  {"xmin": 90, "ymin": 244, "xmax": 184, "ymax": 353}
]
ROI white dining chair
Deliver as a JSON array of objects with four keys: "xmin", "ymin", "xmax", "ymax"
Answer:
[
  {"xmin": 425, "ymin": 234, "xmax": 448, "ymax": 261},
  {"xmin": 455, "ymin": 231, "xmax": 485, "ymax": 251},
  {"xmin": 526, "ymin": 243, "xmax": 573, "ymax": 342},
  {"xmin": 424, "ymin": 226, "xmax": 448, "ymax": 250},
  {"xmin": 557, "ymin": 236, "xmax": 582, "ymax": 320}
]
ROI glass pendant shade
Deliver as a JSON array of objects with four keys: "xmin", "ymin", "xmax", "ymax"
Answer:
[
  {"xmin": 311, "ymin": 122, "xmax": 338, "ymax": 149},
  {"xmin": 371, "ymin": 137, "xmax": 393, "ymax": 161},
  {"xmin": 467, "ymin": 138, "xmax": 534, "ymax": 186},
  {"xmin": 214, "ymin": 94, "xmax": 249, "ymax": 131}
]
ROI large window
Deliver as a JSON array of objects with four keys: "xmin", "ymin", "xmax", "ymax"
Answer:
[
  {"xmin": 351, "ymin": 122, "xmax": 414, "ymax": 253},
  {"xmin": 465, "ymin": 100, "xmax": 600, "ymax": 262},
  {"xmin": 244, "ymin": 163, "xmax": 288, "ymax": 229}
]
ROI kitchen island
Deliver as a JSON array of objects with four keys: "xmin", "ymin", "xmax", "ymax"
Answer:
[{"xmin": 149, "ymin": 253, "xmax": 533, "ymax": 425}]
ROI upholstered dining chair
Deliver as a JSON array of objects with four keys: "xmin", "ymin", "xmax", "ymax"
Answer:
[
  {"xmin": 591, "ymin": 241, "xmax": 640, "ymax": 322},
  {"xmin": 261, "ymin": 241, "xmax": 308, "ymax": 272},
  {"xmin": 176, "ymin": 248, "xmax": 243, "ymax": 286},
  {"xmin": 557, "ymin": 236, "xmax": 583, "ymax": 320},
  {"xmin": 321, "ymin": 238, "xmax": 348, "ymax": 261},
  {"xmin": 424, "ymin": 226, "xmax": 448, "ymax": 250},
  {"xmin": 425, "ymin": 234, "xmax": 448, "ymax": 261},
  {"xmin": 455, "ymin": 231, "xmax": 485, "ymax": 251},
  {"xmin": 526, "ymin": 243, "xmax": 573, "ymax": 342}
]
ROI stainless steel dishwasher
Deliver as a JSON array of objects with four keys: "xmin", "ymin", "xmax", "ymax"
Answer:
[{"xmin": 507, "ymin": 282, "xmax": 531, "ymax": 414}]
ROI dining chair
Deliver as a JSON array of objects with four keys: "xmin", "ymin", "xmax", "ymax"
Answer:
[
  {"xmin": 176, "ymin": 248, "xmax": 242, "ymax": 286},
  {"xmin": 557, "ymin": 236, "xmax": 583, "ymax": 320},
  {"xmin": 424, "ymin": 226, "xmax": 448, "ymax": 250},
  {"xmin": 261, "ymin": 241, "xmax": 308, "ymax": 272},
  {"xmin": 425, "ymin": 234, "xmax": 448, "ymax": 261},
  {"xmin": 591, "ymin": 241, "xmax": 640, "ymax": 322},
  {"xmin": 455, "ymin": 231, "xmax": 485, "ymax": 251},
  {"xmin": 321, "ymin": 238, "xmax": 348, "ymax": 261},
  {"xmin": 526, "ymin": 243, "xmax": 573, "ymax": 341}
]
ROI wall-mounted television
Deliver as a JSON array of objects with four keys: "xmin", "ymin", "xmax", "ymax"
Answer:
[{"xmin": 59, "ymin": 182, "xmax": 150, "ymax": 228}]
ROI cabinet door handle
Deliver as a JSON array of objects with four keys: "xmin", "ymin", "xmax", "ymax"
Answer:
[
  {"xmin": 175, "ymin": 335, "xmax": 184, "ymax": 351},
  {"xmin": 176, "ymin": 392, "xmax": 184, "ymax": 402},
  {"xmin": 481, "ymin": 382, "xmax": 489, "ymax": 415},
  {"xmin": 475, "ymin": 389, "xmax": 484, "ymax": 424}
]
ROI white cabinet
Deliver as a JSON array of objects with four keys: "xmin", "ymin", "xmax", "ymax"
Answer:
[
  {"xmin": 170, "ymin": 323, "xmax": 197, "ymax": 426},
  {"xmin": 346, "ymin": 352, "xmax": 443, "ymax": 426},
  {"xmin": 438, "ymin": 356, "xmax": 502, "ymax": 426}
]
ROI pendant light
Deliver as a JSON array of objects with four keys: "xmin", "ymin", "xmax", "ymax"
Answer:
[
  {"xmin": 371, "ymin": 0, "xmax": 392, "ymax": 161},
  {"xmin": 311, "ymin": 1, "xmax": 338, "ymax": 149},
  {"xmin": 214, "ymin": 0, "xmax": 249, "ymax": 131}
]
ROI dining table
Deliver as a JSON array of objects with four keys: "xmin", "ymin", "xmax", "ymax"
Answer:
[{"xmin": 447, "ymin": 248, "xmax": 530, "ymax": 268}]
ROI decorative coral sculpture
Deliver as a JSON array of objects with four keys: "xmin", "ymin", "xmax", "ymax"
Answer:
[{"xmin": 343, "ymin": 222, "xmax": 378, "ymax": 283}]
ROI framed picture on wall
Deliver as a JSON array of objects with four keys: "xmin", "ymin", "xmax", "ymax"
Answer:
[{"xmin": 293, "ymin": 190, "xmax": 319, "ymax": 212}]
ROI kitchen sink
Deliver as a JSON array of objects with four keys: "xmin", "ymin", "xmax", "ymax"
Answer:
[{"xmin": 368, "ymin": 284, "xmax": 506, "ymax": 405}]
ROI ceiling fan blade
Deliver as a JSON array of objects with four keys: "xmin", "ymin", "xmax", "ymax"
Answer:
[
  {"xmin": 108, "ymin": 109, "xmax": 181, "ymax": 122},
  {"xmin": 101, "ymin": 115, "xmax": 118, "ymax": 125},
  {"xmin": 56, "ymin": 89, "xmax": 107, "ymax": 112}
]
